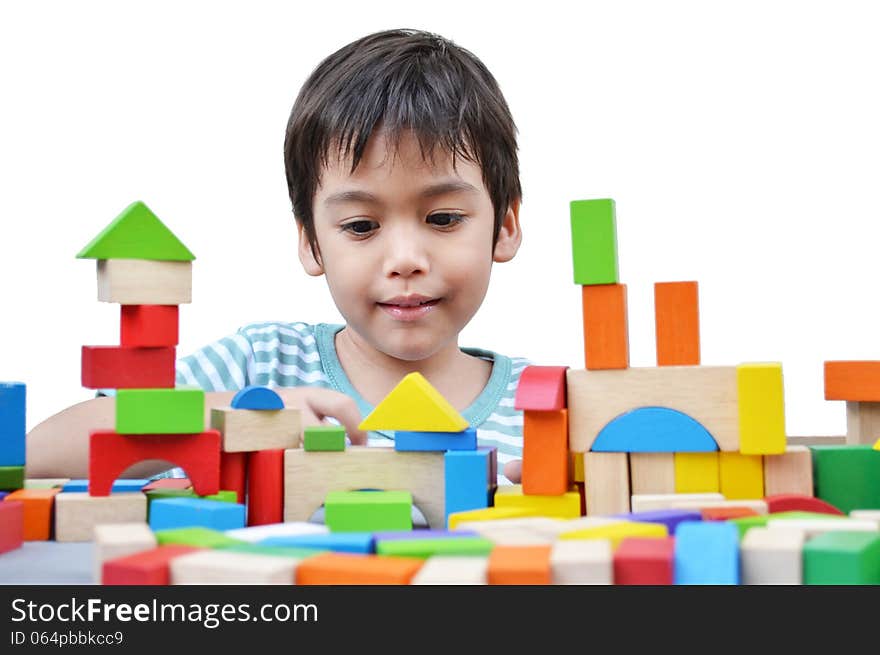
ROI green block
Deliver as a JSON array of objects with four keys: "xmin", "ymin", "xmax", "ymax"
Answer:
[
  {"xmin": 0, "ymin": 466, "xmax": 25, "ymax": 490},
  {"xmin": 116, "ymin": 387, "xmax": 205, "ymax": 434},
  {"xmin": 77, "ymin": 200, "xmax": 195, "ymax": 261},
  {"xmin": 217, "ymin": 543, "xmax": 327, "ymax": 559},
  {"xmin": 803, "ymin": 531, "xmax": 880, "ymax": 585},
  {"xmin": 304, "ymin": 425, "xmax": 346, "ymax": 451},
  {"xmin": 154, "ymin": 527, "xmax": 245, "ymax": 549},
  {"xmin": 376, "ymin": 536, "xmax": 494, "ymax": 559},
  {"xmin": 324, "ymin": 490, "xmax": 412, "ymax": 532},
  {"xmin": 570, "ymin": 198, "xmax": 619, "ymax": 285},
  {"xmin": 145, "ymin": 489, "xmax": 237, "ymax": 518},
  {"xmin": 729, "ymin": 511, "xmax": 845, "ymax": 540},
  {"xmin": 811, "ymin": 445, "xmax": 880, "ymax": 514}
]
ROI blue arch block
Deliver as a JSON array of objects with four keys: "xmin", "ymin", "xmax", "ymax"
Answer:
[
  {"xmin": 231, "ymin": 385, "xmax": 284, "ymax": 410},
  {"xmin": 591, "ymin": 406, "xmax": 718, "ymax": 453}
]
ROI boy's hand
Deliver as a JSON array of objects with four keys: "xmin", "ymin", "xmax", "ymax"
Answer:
[
  {"xmin": 502, "ymin": 459, "xmax": 522, "ymax": 484},
  {"xmin": 277, "ymin": 387, "xmax": 369, "ymax": 445}
]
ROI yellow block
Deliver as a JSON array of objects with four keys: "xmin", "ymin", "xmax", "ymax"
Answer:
[
  {"xmin": 493, "ymin": 484, "xmax": 581, "ymax": 519},
  {"xmin": 737, "ymin": 363, "xmax": 786, "ymax": 455},
  {"xmin": 674, "ymin": 452, "xmax": 719, "ymax": 493},
  {"xmin": 874, "ymin": 438, "xmax": 880, "ymax": 451},
  {"xmin": 571, "ymin": 452, "xmax": 585, "ymax": 483},
  {"xmin": 719, "ymin": 452, "xmax": 764, "ymax": 500},
  {"xmin": 359, "ymin": 372, "xmax": 468, "ymax": 432},
  {"xmin": 448, "ymin": 506, "xmax": 537, "ymax": 530},
  {"xmin": 560, "ymin": 521, "xmax": 668, "ymax": 550}
]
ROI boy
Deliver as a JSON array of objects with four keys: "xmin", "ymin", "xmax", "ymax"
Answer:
[{"xmin": 26, "ymin": 28, "xmax": 529, "ymax": 484}]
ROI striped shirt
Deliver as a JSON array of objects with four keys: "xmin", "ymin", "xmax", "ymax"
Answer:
[{"xmin": 175, "ymin": 321, "xmax": 530, "ymax": 483}]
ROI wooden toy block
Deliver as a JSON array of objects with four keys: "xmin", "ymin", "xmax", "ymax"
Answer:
[
  {"xmin": 296, "ymin": 552, "xmax": 423, "ymax": 585},
  {"xmin": 615, "ymin": 509, "xmax": 701, "ymax": 534},
  {"xmin": 4, "ymin": 488, "xmax": 59, "ymax": 540},
  {"xmin": 226, "ymin": 521, "xmax": 329, "ymax": 543},
  {"xmin": 217, "ymin": 543, "xmax": 325, "ymax": 559},
  {"xmin": 394, "ymin": 428, "xmax": 478, "ymax": 453},
  {"xmin": 0, "ymin": 382, "xmax": 25, "ymax": 466},
  {"xmin": 674, "ymin": 522, "xmax": 740, "ymax": 584},
  {"xmin": 247, "ymin": 449, "xmax": 284, "ymax": 526},
  {"xmin": 102, "ymin": 545, "xmax": 202, "ymax": 585},
  {"xmin": 170, "ymin": 550, "xmax": 299, "ymax": 585},
  {"xmin": 454, "ymin": 517, "xmax": 570, "ymax": 546},
  {"xmin": 376, "ymin": 536, "xmax": 494, "ymax": 559},
  {"xmin": 97, "ymin": 259, "xmax": 193, "ymax": 305},
  {"xmin": 630, "ymin": 493, "xmax": 724, "ymax": 513},
  {"xmin": 571, "ymin": 451, "xmax": 584, "ymax": 483},
  {"xmin": 54, "ymin": 492, "xmax": 147, "ymax": 542},
  {"xmin": 89, "ymin": 430, "xmax": 220, "ymax": 497},
  {"xmin": 514, "ymin": 365, "xmax": 568, "ymax": 411},
  {"xmin": 584, "ymin": 452, "xmax": 630, "ymax": 515},
  {"xmin": 303, "ymin": 425, "xmax": 346, "ymax": 451},
  {"xmin": 120, "ymin": 304, "xmax": 179, "ymax": 347},
  {"xmin": 488, "ymin": 544, "xmax": 553, "ymax": 584},
  {"xmin": 702, "ymin": 507, "xmax": 759, "ymax": 521},
  {"xmin": 667, "ymin": 498, "xmax": 768, "ymax": 515},
  {"xmin": 284, "ymin": 447, "xmax": 445, "ymax": 529},
  {"xmin": 262, "ymin": 532, "xmax": 374, "ymax": 554},
  {"xmin": 674, "ymin": 452, "xmax": 719, "ymax": 493},
  {"xmin": 444, "ymin": 450, "xmax": 491, "ymax": 524},
  {"xmin": 576, "ymin": 481, "xmax": 586, "ymax": 517},
  {"xmin": 154, "ymin": 527, "xmax": 245, "ymax": 549},
  {"xmin": 77, "ymin": 200, "xmax": 196, "ymax": 261},
  {"xmin": 845, "ymin": 401, "xmax": 880, "ymax": 445},
  {"xmin": 447, "ymin": 507, "xmax": 538, "ymax": 530},
  {"xmin": 0, "ymin": 500, "xmax": 23, "ymax": 554},
  {"xmin": 787, "ymin": 435, "xmax": 846, "ymax": 446},
  {"xmin": 592, "ymin": 407, "xmax": 718, "ymax": 453},
  {"xmin": 358, "ymin": 372, "xmax": 468, "ymax": 432},
  {"xmin": 654, "ymin": 281, "xmax": 700, "ymax": 366},
  {"xmin": 324, "ymin": 490, "xmax": 413, "ymax": 532},
  {"xmin": 210, "ymin": 407, "xmax": 301, "ymax": 452},
  {"xmin": 411, "ymin": 556, "xmax": 489, "ymax": 584},
  {"xmin": 803, "ymin": 531, "xmax": 880, "ymax": 584},
  {"xmin": 142, "ymin": 478, "xmax": 191, "ymax": 491},
  {"xmin": 850, "ymin": 509, "xmax": 880, "ymax": 526},
  {"xmin": 550, "ymin": 539, "xmax": 613, "ymax": 584},
  {"xmin": 93, "ymin": 522, "xmax": 157, "ymax": 583},
  {"xmin": 737, "ymin": 363, "xmax": 786, "ymax": 455},
  {"xmin": 766, "ymin": 517, "xmax": 878, "ymax": 538},
  {"xmin": 719, "ymin": 452, "xmax": 764, "ymax": 500},
  {"xmin": 63, "ymin": 478, "xmax": 148, "ymax": 493},
  {"xmin": 230, "ymin": 385, "xmax": 284, "ymax": 410},
  {"xmin": 582, "ymin": 284, "xmax": 629, "ymax": 370},
  {"xmin": 24, "ymin": 478, "xmax": 70, "ymax": 489},
  {"xmin": 560, "ymin": 520, "xmax": 668, "ymax": 549},
  {"xmin": 494, "ymin": 484, "xmax": 581, "ymax": 519},
  {"xmin": 811, "ymin": 445, "xmax": 880, "ymax": 513},
  {"xmin": 149, "ymin": 497, "xmax": 246, "ymax": 532},
  {"xmin": 521, "ymin": 410, "xmax": 568, "ymax": 495},
  {"xmin": 630, "ymin": 452, "xmax": 676, "ymax": 494},
  {"xmin": 566, "ymin": 366, "xmax": 739, "ymax": 452},
  {"xmin": 81, "ymin": 345, "xmax": 176, "ymax": 389},
  {"xmin": 145, "ymin": 489, "xmax": 236, "ymax": 519},
  {"xmin": 569, "ymin": 198, "xmax": 618, "ymax": 285},
  {"xmin": 613, "ymin": 536, "xmax": 675, "ymax": 585},
  {"xmin": 116, "ymin": 387, "xmax": 205, "ymax": 434},
  {"xmin": 740, "ymin": 527, "xmax": 805, "ymax": 585},
  {"xmin": 824, "ymin": 361, "xmax": 880, "ymax": 401},
  {"xmin": 219, "ymin": 451, "xmax": 246, "ymax": 503},
  {"xmin": 763, "ymin": 446, "xmax": 813, "ymax": 497},
  {"xmin": 765, "ymin": 493, "xmax": 843, "ymax": 516},
  {"xmin": 0, "ymin": 466, "xmax": 25, "ymax": 490}
]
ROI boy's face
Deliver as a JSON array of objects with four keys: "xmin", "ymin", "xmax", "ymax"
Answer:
[{"xmin": 299, "ymin": 129, "xmax": 521, "ymax": 362}]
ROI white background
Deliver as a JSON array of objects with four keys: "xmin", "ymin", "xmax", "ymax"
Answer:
[{"xmin": 2, "ymin": 1, "xmax": 879, "ymax": 435}]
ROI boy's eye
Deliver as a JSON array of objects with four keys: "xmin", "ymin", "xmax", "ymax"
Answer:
[
  {"xmin": 428, "ymin": 212, "xmax": 465, "ymax": 227},
  {"xmin": 342, "ymin": 220, "xmax": 378, "ymax": 235}
]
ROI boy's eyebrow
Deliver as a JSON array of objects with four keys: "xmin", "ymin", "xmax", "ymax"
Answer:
[{"xmin": 323, "ymin": 180, "xmax": 480, "ymax": 206}]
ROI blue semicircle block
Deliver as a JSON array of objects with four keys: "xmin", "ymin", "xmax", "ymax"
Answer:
[
  {"xmin": 231, "ymin": 385, "xmax": 284, "ymax": 410},
  {"xmin": 591, "ymin": 406, "xmax": 718, "ymax": 452}
]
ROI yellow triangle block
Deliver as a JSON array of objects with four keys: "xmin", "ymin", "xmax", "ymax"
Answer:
[{"xmin": 358, "ymin": 372, "xmax": 468, "ymax": 432}]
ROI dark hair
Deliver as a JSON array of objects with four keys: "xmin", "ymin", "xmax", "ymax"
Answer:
[{"xmin": 284, "ymin": 29, "xmax": 522, "ymax": 262}]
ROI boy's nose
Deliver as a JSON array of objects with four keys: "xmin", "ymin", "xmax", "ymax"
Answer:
[{"xmin": 382, "ymin": 225, "xmax": 430, "ymax": 278}]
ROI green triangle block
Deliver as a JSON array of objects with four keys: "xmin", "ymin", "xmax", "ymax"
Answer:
[{"xmin": 76, "ymin": 200, "xmax": 195, "ymax": 261}]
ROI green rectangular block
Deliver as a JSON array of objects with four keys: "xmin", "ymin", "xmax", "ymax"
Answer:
[
  {"xmin": 304, "ymin": 425, "xmax": 346, "ymax": 451},
  {"xmin": 729, "ymin": 511, "xmax": 845, "ymax": 540},
  {"xmin": 154, "ymin": 527, "xmax": 244, "ymax": 549},
  {"xmin": 145, "ymin": 489, "xmax": 237, "ymax": 519},
  {"xmin": 570, "ymin": 198, "xmax": 619, "ymax": 285},
  {"xmin": 324, "ymin": 490, "xmax": 412, "ymax": 532},
  {"xmin": 811, "ymin": 445, "xmax": 880, "ymax": 514},
  {"xmin": 803, "ymin": 531, "xmax": 880, "ymax": 585},
  {"xmin": 0, "ymin": 466, "xmax": 25, "ymax": 490},
  {"xmin": 376, "ymin": 536, "xmax": 494, "ymax": 559},
  {"xmin": 116, "ymin": 387, "xmax": 205, "ymax": 434}
]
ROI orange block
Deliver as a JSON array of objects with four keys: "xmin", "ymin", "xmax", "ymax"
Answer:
[
  {"xmin": 488, "ymin": 545, "xmax": 552, "ymax": 585},
  {"xmin": 701, "ymin": 507, "xmax": 759, "ymax": 521},
  {"xmin": 654, "ymin": 281, "xmax": 700, "ymax": 366},
  {"xmin": 582, "ymin": 284, "xmax": 629, "ymax": 370},
  {"xmin": 522, "ymin": 409, "xmax": 569, "ymax": 495},
  {"xmin": 4, "ymin": 489, "xmax": 60, "ymax": 541},
  {"xmin": 295, "ymin": 553, "xmax": 423, "ymax": 585},
  {"xmin": 824, "ymin": 361, "xmax": 880, "ymax": 401}
]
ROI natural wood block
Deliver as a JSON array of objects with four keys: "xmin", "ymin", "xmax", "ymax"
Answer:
[
  {"xmin": 550, "ymin": 539, "xmax": 613, "ymax": 584},
  {"xmin": 737, "ymin": 363, "xmax": 786, "ymax": 455},
  {"xmin": 741, "ymin": 527, "xmax": 804, "ymax": 585},
  {"xmin": 567, "ymin": 366, "xmax": 739, "ymax": 452},
  {"xmin": 654, "ymin": 281, "xmax": 700, "ymax": 366},
  {"xmin": 630, "ymin": 452, "xmax": 675, "ymax": 495},
  {"xmin": 23, "ymin": 478, "xmax": 70, "ymax": 490},
  {"xmin": 766, "ymin": 517, "xmax": 879, "ymax": 538},
  {"xmin": 3, "ymin": 488, "xmax": 59, "ymax": 540},
  {"xmin": 54, "ymin": 492, "xmax": 147, "ymax": 542},
  {"xmin": 824, "ymin": 361, "xmax": 880, "ymax": 401},
  {"xmin": 663, "ymin": 498, "xmax": 768, "ymax": 515},
  {"xmin": 764, "ymin": 446, "xmax": 813, "ymax": 497},
  {"xmin": 846, "ymin": 402, "xmax": 880, "ymax": 446},
  {"xmin": 674, "ymin": 452, "xmax": 719, "ymax": 493},
  {"xmin": 786, "ymin": 435, "xmax": 845, "ymax": 447},
  {"xmin": 719, "ymin": 452, "xmax": 764, "ymax": 500},
  {"xmin": 583, "ymin": 452, "xmax": 630, "ymax": 515},
  {"xmin": 849, "ymin": 510, "xmax": 880, "ymax": 526},
  {"xmin": 411, "ymin": 556, "xmax": 488, "ymax": 585},
  {"xmin": 210, "ymin": 407, "xmax": 301, "ymax": 452},
  {"xmin": 170, "ymin": 550, "xmax": 299, "ymax": 584},
  {"xmin": 522, "ymin": 409, "xmax": 569, "ymax": 495},
  {"xmin": 582, "ymin": 284, "xmax": 629, "ymax": 370},
  {"xmin": 97, "ymin": 259, "xmax": 192, "ymax": 305},
  {"xmin": 454, "ymin": 517, "xmax": 569, "ymax": 546},
  {"xmin": 93, "ymin": 522, "xmax": 157, "ymax": 583},
  {"xmin": 630, "ymin": 493, "xmax": 724, "ymax": 513},
  {"xmin": 487, "ymin": 545, "xmax": 553, "ymax": 585}
]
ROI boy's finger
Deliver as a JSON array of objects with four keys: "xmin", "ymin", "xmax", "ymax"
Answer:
[
  {"xmin": 304, "ymin": 390, "xmax": 369, "ymax": 445},
  {"xmin": 502, "ymin": 459, "xmax": 522, "ymax": 484}
]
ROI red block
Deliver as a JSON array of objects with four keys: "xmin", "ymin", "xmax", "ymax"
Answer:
[
  {"xmin": 614, "ymin": 537, "xmax": 676, "ymax": 585},
  {"xmin": 0, "ymin": 500, "xmax": 24, "ymax": 554},
  {"xmin": 81, "ymin": 346, "xmax": 176, "ymax": 389},
  {"xmin": 121, "ymin": 305, "xmax": 179, "ymax": 347},
  {"xmin": 247, "ymin": 449, "xmax": 283, "ymax": 526},
  {"xmin": 142, "ymin": 478, "xmax": 192, "ymax": 491},
  {"xmin": 102, "ymin": 545, "xmax": 202, "ymax": 585},
  {"xmin": 89, "ymin": 431, "xmax": 220, "ymax": 497},
  {"xmin": 702, "ymin": 507, "xmax": 759, "ymax": 521},
  {"xmin": 514, "ymin": 365, "xmax": 569, "ymax": 411},
  {"xmin": 765, "ymin": 493, "xmax": 844, "ymax": 516},
  {"xmin": 221, "ymin": 451, "xmax": 248, "ymax": 505}
]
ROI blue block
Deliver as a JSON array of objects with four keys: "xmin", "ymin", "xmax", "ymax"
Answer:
[
  {"xmin": 63, "ymin": 478, "xmax": 149, "ymax": 493},
  {"xmin": 0, "ymin": 382, "xmax": 26, "ymax": 466},
  {"xmin": 394, "ymin": 428, "xmax": 477, "ymax": 452},
  {"xmin": 0, "ymin": 491, "xmax": 8, "ymax": 501},
  {"xmin": 614, "ymin": 509, "xmax": 702, "ymax": 534},
  {"xmin": 149, "ymin": 497, "xmax": 246, "ymax": 532},
  {"xmin": 592, "ymin": 407, "xmax": 719, "ymax": 452},
  {"xmin": 674, "ymin": 521, "xmax": 740, "ymax": 585},
  {"xmin": 444, "ymin": 450, "xmax": 490, "ymax": 526},
  {"xmin": 231, "ymin": 385, "xmax": 284, "ymax": 410},
  {"xmin": 260, "ymin": 532, "xmax": 375, "ymax": 554}
]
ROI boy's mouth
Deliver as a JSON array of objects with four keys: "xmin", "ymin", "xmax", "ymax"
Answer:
[{"xmin": 376, "ymin": 297, "xmax": 441, "ymax": 321}]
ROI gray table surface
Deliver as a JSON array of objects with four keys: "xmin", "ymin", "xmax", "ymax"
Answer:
[{"xmin": 0, "ymin": 542, "xmax": 95, "ymax": 585}]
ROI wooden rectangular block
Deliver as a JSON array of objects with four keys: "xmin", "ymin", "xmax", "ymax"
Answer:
[
  {"xmin": 0, "ymin": 382, "xmax": 26, "ymax": 466},
  {"xmin": 675, "ymin": 452, "xmax": 720, "ymax": 493},
  {"xmin": 582, "ymin": 284, "xmax": 629, "ymax": 370},
  {"xmin": 550, "ymin": 539, "xmax": 613, "ymax": 584},
  {"xmin": 522, "ymin": 409, "xmax": 569, "ymax": 495},
  {"xmin": 247, "ymin": 449, "xmax": 284, "ymax": 526},
  {"xmin": 674, "ymin": 522, "xmax": 739, "ymax": 584},
  {"xmin": 654, "ymin": 281, "xmax": 700, "ymax": 366},
  {"xmin": 846, "ymin": 401, "xmax": 880, "ymax": 446},
  {"xmin": 93, "ymin": 522, "xmax": 157, "ymax": 583},
  {"xmin": 584, "ymin": 452, "xmax": 630, "ymax": 515},
  {"xmin": 454, "ymin": 517, "xmax": 568, "ymax": 546},
  {"xmin": 97, "ymin": 259, "xmax": 192, "ymax": 305},
  {"xmin": 103, "ymin": 545, "xmax": 202, "ymax": 585},
  {"xmin": 116, "ymin": 387, "xmax": 205, "ymax": 434},
  {"xmin": 149, "ymin": 497, "xmax": 245, "ymax": 532},
  {"xmin": 514, "ymin": 366, "xmax": 568, "ymax": 411},
  {"xmin": 325, "ymin": 490, "xmax": 412, "ymax": 533},
  {"xmin": 614, "ymin": 536, "xmax": 676, "ymax": 585},
  {"xmin": 444, "ymin": 450, "xmax": 490, "ymax": 525},
  {"xmin": 120, "ymin": 305, "xmax": 179, "ymax": 347},
  {"xmin": 154, "ymin": 526, "xmax": 245, "ymax": 549},
  {"xmin": 571, "ymin": 451, "xmax": 584, "ymax": 483},
  {"xmin": 0, "ymin": 500, "xmax": 23, "ymax": 554},
  {"xmin": 376, "ymin": 536, "xmax": 494, "ymax": 559},
  {"xmin": 630, "ymin": 452, "xmax": 676, "ymax": 495},
  {"xmin": 295, "ymin": 552, "xmax": 423, "ymax": 585},
  {"xmin": 719, "ymin": 452, "xmax": 764, "ymax": 499},
  {"xmin": 0, "ymin": 466, "xmax": 24, "ymax": 490},
  {"xmin": 210, "ymin": 407, "xmax": 301, "ymax": 452},
  {"xmin": 447, "ymin": 507, "xmax": 538, "ymax": 530},
  {"xmin": 225, "ymin": 522, "xmax": 329, "ymax": 543},
  {"xmin": 811, "ymin": 445, "xmax": 880, "ymax": 513},
  {"xmin": 54, "ymin": 492, "xmax": 147, "ymax": 542},
  {"xmin": 560, "ymin": 520, "xmax": 668, "ymax": 550},
  {"xmin": 81, "ymin": 345, "xmax": 176, "ymax": 389},
  {"xmin": 170, "ymin": 550, "xmax": 299, "ymax": 584},
  {"xmin": 4, "ymin": 488, "xmax": 59, "ymax": 540},
  {"xmin": 766, "ymin": 517, "xmax": 878, "ymax": 538},
  {"xmin": 630, "ymin": 493, "xmax": 724, "ymax": 513},
  {"xmin": 825, "ymin": 361, "xmax": 880, "ymax": 401},
  {"xmin": 737, "ymin": 363, "xmax": 786, "ymax": 455},
  {"xmin": 764, "ymin": 446, "xmax": 813, "ymax": 497},
  {"xmin": 741, "ymin": 527, "xmax": 804, "ymax": 584},
  {"xmin": 493, "ymin": 484, "xmax": 581, "ymax": 519},
  {"xmin": 567, "ymin": 366, "xmax": 739, "ymax": 452},
  {"xmin": 303, "ymin": 425, "xmax": 346, "ymax": 451},
  {"xmin": 849, "ymin": 510, "xmax": 880, "ymax": 526},
  {"xmin": 394, "ymin": 428, "xmax": 477, "ymax": 452},
  {"xmin": 411, "ymin": 556, "xmax": 488, "ymax": 585},
  {"xmin": 570, "ymin": 198, "xmax": 618, "ymax": 285},
  {"xmin": 25, "ymin": 478, "xmax": 71, "ymax": 490},
  {"xmin": 803, "ymin": 531, "xmax": 880, "ymax": 584},
  {"xmin": 488, "ymin": 545, "xmax": 553, "ymax": 585}
]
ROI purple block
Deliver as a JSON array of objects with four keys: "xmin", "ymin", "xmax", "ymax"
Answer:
[
  {"xmin": 0, "ymin": 491, "xmax": 8, "ymax": 501},
  {"xmin": 373, "ymin": 529, "xmax": 478, "ymax": 542},
  {"xmin": 614, "ymin": 509, "xmax": 703, "ymax": 534}
]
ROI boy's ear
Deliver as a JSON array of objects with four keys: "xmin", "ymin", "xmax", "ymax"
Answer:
[
  {"xmin": 492, "ymin": 199, "xmax": 523, "ymax": 263},
  {"xmin": 296, "ymin": 220, "xmax": 324, "ymax": 276}
]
